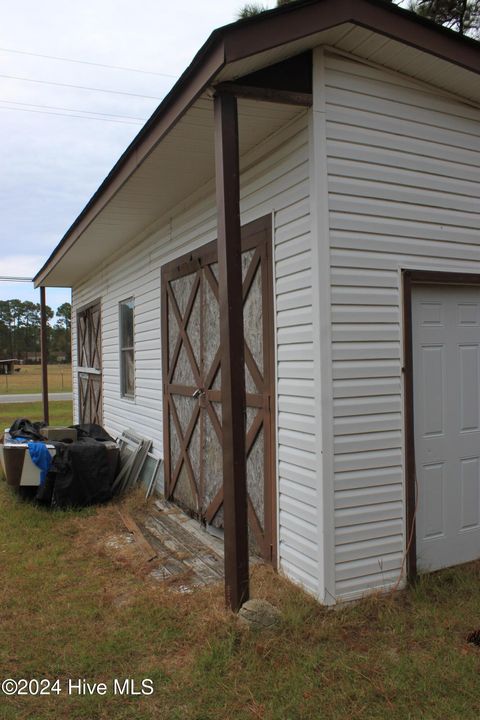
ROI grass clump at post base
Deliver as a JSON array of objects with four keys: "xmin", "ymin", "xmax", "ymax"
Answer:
[{"xmin": 1, "ymin": 480, "xmax": 480, "ymax": 719}]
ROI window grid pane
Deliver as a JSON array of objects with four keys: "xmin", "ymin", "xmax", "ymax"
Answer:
[{"xmin": 120, "ymin": 298, "xmax": 135, "ymax": 397}]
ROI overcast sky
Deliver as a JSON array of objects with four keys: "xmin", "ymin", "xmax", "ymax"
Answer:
[{"xmin": 0, "ymin": 0, "xmax": 277, "ymax": 312}]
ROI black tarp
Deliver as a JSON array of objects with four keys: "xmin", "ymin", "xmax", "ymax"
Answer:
[
  {"xmin": 71, "ymin": 424, "xmax": 115, "ymax": 443},
  {"xmin": 47, "ymin": 442, "xmax": 114, "ymax": 508},
  {"xmin": 8, "ymin": 418, "xmax": 45, "ymax": 441},
  {"xmin": 7, "ymin": 419, "xmax": 119, "ymax": 509}
]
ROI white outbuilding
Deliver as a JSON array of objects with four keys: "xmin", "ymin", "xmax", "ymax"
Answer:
[{"xmin": 35, "ymin": 0, "xmax": 480, "ymax": 605}]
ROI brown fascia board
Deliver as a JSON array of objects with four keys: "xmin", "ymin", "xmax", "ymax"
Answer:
[
  {"xmin": 34, "ymin": 0, "xmax": 480, "ymax": 287},
  {"xmin": 223, "ymin": 0, "xmax": 480, "ymax": 70}
]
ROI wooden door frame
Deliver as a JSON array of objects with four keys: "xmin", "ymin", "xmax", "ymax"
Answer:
[
  {"xmin": 77, "ymin": 298, "xmax": 103, "ymax": 425},
  {"xmin": 161, "ymin": 214, "xmax": 277, "ymax": 566},
  {"xmin": 403, "ymin": 269, "xmax": 480, "ymax": 581}
]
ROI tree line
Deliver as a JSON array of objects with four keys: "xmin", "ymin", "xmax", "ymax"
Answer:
[
  {"xmin": 0, "ymin": 299, "xmax": 71, "ymax": 363},
  {"xmin": 239, "ymin": 0, "xmax": 480, "ymax": 36}
]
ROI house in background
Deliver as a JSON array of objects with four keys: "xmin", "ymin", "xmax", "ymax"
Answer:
[
  {"xmin": 34, "ymin": 0, "xmax": 480, "ymax": 605},
  {"xmin": 0, "ymin": 359, "xmax": 18, "ymax": 375}
]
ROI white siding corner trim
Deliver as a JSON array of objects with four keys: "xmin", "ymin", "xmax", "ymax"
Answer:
[{"xmin": 310, "ymin": 47, "xmax": 336, "ymax": 604}]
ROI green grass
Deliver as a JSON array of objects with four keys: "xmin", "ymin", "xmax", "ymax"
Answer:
[
  {"xmin": 1, "ymin": 481, "xmax": 480, "ymax": 719},
  {"xmin": 0, "ymin": 401, "xmax": 73, "ymax": 429},
  {"xmin": 0, "ymin": 364, "xmax": 72, "ymax": 394}
]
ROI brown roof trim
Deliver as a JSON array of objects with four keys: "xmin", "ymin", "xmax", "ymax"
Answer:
[
  {"xmin": 34, "ymin": 0, "xmax": 480, "ymax": 287},
  {"xmin": 224, "ymin": 0, "xmax": 480, "ymax": 71}
]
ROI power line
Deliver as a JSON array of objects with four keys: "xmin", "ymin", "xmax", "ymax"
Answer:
[
  {"xmin": 0, "ymin": 277, "xmax": 32, "ymax": 282},
  {"xmin": 0, "ymin": 105, "xmax": 143, "ymax": 125},
  {"xmin": 0, "ymin": 73, "xmax": 162, "ymax": 100},
  {"xmin": 0, "ymin": 46, "xmax": 177, "ymax": 79},
  {"xmin": 0, "ymin": 99, "xmax": 146, "ymax": 122}
]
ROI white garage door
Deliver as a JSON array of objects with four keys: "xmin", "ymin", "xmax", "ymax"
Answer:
[{"xmin": 413, "ymin": 284, "xmax": 480, "ymax": 573}]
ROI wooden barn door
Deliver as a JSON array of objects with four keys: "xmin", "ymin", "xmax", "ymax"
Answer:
[
  {"xmin": 77, "ymin": 301, "xmax": 103, "ymax": 425},
  {"xmin": 162, "ymin": 216, "xmax": 276, "ymax": 563}
]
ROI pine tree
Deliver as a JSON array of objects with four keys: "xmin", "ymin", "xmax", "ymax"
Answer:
[
  {"xmin": 410, "ymin": 0, "xmax": 480, "ymax": 35},
  {"xmin": 237, "ymin": 3, "xmax": 269, "ymax": 18},
  {"xmin": 237, "ymin": 0, "xmax": 479, "ymax": 35}
]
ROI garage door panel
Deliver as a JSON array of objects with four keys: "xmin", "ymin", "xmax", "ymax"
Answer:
[
  {"xmin": 458, "ymin": 303, "xmax": 480, "ymax": 326},
  {"xmin": 419, "ymin": 344, "xmax": 445, "ymax": 438},
  {"xmin": 419, "ymin": 300, "xmax": 444, "ymax": 327},
  {"xmin": 459, "ymin": 344, "xmax": 480, "ymax": 432},
  {"xmin": 460, "ymin": 456, "xmax": 480, "ymax": 531},
  {"xmin": 419, "ymin": 462, "xmax": 445, "ymax": 540}
]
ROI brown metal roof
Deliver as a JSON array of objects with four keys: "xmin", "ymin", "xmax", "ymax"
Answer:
[{"xmin": 34, "ymin": 0, "xmax": 480, "ymax": 287}]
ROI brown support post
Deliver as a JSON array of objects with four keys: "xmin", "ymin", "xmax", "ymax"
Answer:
[
  {"xmin": 214, "ymin": 91, "xmax": 249, "ymax": 612},
  {"xmin": 40, "ymin": 286, "xmax": 49, "ymax": 425}
]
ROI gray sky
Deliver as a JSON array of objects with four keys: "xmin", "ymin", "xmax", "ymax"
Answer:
[{"xmin": 0, "ymin": 0, "xmax": 277, "ymax": 312}]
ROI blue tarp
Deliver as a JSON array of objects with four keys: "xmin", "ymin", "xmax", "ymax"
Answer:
[{"xmin": 27, "ymin": 442, "xmax": 52, "ymax": 485}]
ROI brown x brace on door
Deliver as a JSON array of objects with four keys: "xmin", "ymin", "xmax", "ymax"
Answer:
[
  {"xmin": 161, "ymin": 216, "xmax": 276, "ymax": 564},
  {"xmin": 77, "ymin": 301, "xmax": 103, "ymax": 425}
]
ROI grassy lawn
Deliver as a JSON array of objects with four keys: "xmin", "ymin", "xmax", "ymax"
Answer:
[
  {"xmin": 1, "ymin": 482, "xmax": 480, "ymax": 719},
  {"xmin": 0, "ymin": 401, "xmax": 73, "ymax": 430},
  {"xmin": 0, "ymin": 364, "xmax": 72, "ymax": 394}
]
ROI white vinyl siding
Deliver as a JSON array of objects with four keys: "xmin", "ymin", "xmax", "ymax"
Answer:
[
  {"xmin": 323, "ymin": 51, "xmax": 480, "ymax": 600},
  {"xmin": 72, "ymin": 111, "xmax": 323, "ymax": 596}
]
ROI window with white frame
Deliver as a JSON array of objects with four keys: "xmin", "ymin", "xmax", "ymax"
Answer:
[{"xmin": 120, "ymin": 298, "xmax": 135, "ymax": 398}]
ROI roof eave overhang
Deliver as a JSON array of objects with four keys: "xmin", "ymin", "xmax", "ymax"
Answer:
[
  {"xmin": 34, "ymin": 0, "xmax": 480, "ymax": 288},
  {"xmin": 34, "ymin": 37, "xmax": 227, "ymax": 287}
]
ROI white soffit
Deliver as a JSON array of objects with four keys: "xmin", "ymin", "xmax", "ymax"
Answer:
[{"xmin": 44, "ymin": 95, "xmax": 303, "ymax": 287}]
